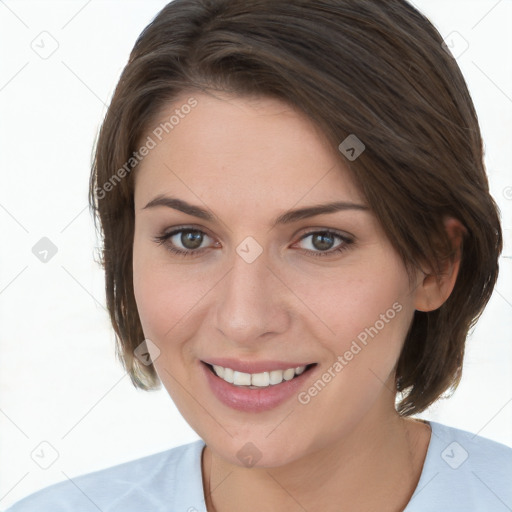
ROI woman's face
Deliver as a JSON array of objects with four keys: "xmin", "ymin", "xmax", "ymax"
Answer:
[{"xmin": 132, "ymin": 91, "xmax": 423, "ymax": 467}]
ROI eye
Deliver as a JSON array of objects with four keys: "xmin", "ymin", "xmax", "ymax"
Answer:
[
  {"xmin": 153, "ymin": 227, "xmax": 217, "ymax": 257},
  {"xmin": 153, "ymin": 227, "xmax": 354, "ymax": 259},
  {"xmin": 293, "ymin": 230, "xmax": 354, "ymax": 257}
]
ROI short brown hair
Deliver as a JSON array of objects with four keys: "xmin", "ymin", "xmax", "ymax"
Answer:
[{"xmin": 89, "ymin": 0, "xmax": 502, "ymax": 416}]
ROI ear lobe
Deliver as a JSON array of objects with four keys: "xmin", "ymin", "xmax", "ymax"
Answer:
[{"xmin": 414, "ymin": 217, "xmax": 466, "ymax": 313}]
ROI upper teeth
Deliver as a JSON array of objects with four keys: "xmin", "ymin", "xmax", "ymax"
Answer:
[{"xmin": 212, "ymin": 364, "xmax": 306, "ymax": 387}]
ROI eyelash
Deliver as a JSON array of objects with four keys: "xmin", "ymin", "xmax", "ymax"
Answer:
[{"xmin": 152, "ymin": 226, "xmax": 354, "ymax": 259}]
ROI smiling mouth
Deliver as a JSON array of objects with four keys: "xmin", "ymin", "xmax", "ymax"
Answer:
[{"xmin": 203, "ymin": 362, "xmax": 317, "ymax": 389}]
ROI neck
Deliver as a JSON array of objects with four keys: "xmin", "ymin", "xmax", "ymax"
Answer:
[{"xmin": 201, "ymin": 407, "xmax": 431, "ymax": 512}]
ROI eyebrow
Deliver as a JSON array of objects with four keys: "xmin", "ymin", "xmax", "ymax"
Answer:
[{"xmin": 142, "ymin": 194, "xmax": 369, "ymax": 228}]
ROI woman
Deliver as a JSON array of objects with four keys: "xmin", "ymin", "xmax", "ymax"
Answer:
[{"xmin": 7, "ymin": 0, "xmax": 511, "ymax": 511}]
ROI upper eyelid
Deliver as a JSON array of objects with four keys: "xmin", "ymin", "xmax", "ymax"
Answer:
[{"xmin": 160, "ymin": 224, "xmax": 215, "ymax": 239}]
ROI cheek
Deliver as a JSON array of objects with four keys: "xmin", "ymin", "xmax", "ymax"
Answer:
[
  {"xmin": 132, "ymin": 244, "xmax": 199, "ymax": 402},
  {"xmin": 290, "ymin": 261, "xmax": 412, "ymax": 350},
  {"xmin": 133, "ymin": 266, "xmax": 190, "ymax": 343},
  {"xmin": 292, "ymin": 264, "xmax": 413, "ymax": 435},
  {"xmin": 133, "ymin": 238, "xmax": 181, "ymax": 342},
  {"xmin": 132, "ymin": 240, "xmax": 215, "ymax": 348}
]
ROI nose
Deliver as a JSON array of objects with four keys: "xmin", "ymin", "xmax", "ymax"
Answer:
[{"xmin": 214, "ymin": 249, "xmax": 291, "ymax": 346}]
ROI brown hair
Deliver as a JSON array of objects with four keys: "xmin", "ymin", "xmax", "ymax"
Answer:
[{"xmin": 89, "ymin": 0, "xmax": 502, "ymax": 415}]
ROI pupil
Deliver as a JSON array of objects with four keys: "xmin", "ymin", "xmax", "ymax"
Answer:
[
  {"xmin": 181, "ymin": 230, "xmax": 203, "ymax": 249},
  {"xmin": 313, "ymin": 233, "xmax": 334, "ymax": 251}
]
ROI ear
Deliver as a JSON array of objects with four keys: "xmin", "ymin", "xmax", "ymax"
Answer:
[{"xmin": 414, "ymin": 217, "xmax": 466, "ymax": 312}]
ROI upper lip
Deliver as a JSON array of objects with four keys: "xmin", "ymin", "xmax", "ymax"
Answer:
[{"xmin": 202, "ymin": 358, "xmax": 316, "ymax": 374}]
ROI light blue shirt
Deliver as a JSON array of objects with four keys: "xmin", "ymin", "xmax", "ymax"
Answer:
[{"xmin": 4, "ymin": 421, "xmax": 512, "ymax": 511}]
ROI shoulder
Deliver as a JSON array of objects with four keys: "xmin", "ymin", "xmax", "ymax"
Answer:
[
  {"xmin": 429, "ymin": 420, "xmax": 512, "ymax": 474},
  {"xmin": 4, "ymin": 440, "xmax": 207, "ymax": 512},
  {"xmin": 405, "ymin": 420, "xmax": 512, "ymax": 511}
]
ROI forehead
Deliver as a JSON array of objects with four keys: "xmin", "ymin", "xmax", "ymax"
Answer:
[{"xmin": 133, "ymin": 92, "xmax": 365, "ymax": 211}]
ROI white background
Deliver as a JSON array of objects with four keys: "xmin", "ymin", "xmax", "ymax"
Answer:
[{"xmin": 0, "ymin": 0, "xmax": 511, "ymax": 508}]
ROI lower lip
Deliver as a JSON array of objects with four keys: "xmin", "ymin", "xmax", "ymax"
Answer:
[{"xmin": 200, "ymin": 361, "xmax": 317, "ymax": 412}]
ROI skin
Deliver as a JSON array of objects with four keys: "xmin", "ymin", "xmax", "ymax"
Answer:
[{"xmin": 132, "ymin": 91, "xmax": 464, "ymax": 511}]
